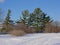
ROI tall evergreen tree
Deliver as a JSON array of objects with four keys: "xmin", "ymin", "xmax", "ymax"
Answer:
[{"xmin": 28, "ymin": 8, "xmax": 52, "ymax": 32}]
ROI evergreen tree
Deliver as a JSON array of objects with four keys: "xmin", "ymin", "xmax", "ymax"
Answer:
[
  {"xmin": 21, "ymin": 10, "xmax": 29, "ymax": 25},
  {"xmin": 20, "ymin": 8, "xmax": 52, "ymax": 33},
  {"xmin": 4, "ymin": 9, "xmax": 13, "ymax": 31},
  {"xmin": 28, "ymin": 8, "xmax": 52, "ymax": 32}
]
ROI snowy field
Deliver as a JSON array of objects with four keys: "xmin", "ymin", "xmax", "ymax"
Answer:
[{"xmin": 0, "ymin": 33, "xmax": 60, "ymax": 45}]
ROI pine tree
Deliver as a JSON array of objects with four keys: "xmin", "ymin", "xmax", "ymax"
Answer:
[
  {"xmin": 28, "ymin": 8, "xmax": 52, "ymax": 32},
  {"xmin": 21, "ymin": 10, "xmax": 29, "ymax": 25},
  {"xmin": 20, "ymin": 8, "xmax": 52, "ymax": 33},
  {"xmin": 4, "ymin": 9, "xmax": 13, "ymax": 31}
]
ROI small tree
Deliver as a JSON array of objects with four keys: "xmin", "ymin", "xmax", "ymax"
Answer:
[
  {"xmin": 21, "ymin": 10, "xmax": 29, "ymax": 25},
  {"xmin": 3, "ymin": 9, "xmax": 13, "ymax": 32}
]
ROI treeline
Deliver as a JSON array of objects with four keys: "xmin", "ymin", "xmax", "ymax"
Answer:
[{"xmin": 0, "ymin": 8, "xmax": 60, "ymax": 35}]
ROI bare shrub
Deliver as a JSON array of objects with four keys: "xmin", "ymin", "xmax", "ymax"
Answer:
[
  {"xmin": 8, "ymin": 30, "xmax": 26, "ymax": 36},
  {"xmin": 14, "ymin": 23, "xmax": 36, "ymax": 33},
  {"xmin": 44, "ymin": 21, "xmax": 60, "ymax": 33},
  {"xmin": 24, "ymin": 27, "xmax": 36, "ymax": 33}
]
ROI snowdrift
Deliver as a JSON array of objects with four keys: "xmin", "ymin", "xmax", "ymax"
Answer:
[{"xmin": 0, "ymin": 33, "xmax": 60, "ymax": 45}]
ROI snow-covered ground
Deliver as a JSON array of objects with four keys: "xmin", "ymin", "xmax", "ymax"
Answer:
[{"xmin": 0, "ymin": 33, "xmax": 60, "ymax": 45}]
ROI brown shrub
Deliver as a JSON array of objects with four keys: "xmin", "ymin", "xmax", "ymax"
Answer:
[
  {"xmin": 24, "ymin": 27, "xmax": 36, "ymax": 33},
  {"xmin": 14, "ymin": 23, "xmax": 36, "ymax": 33},
  {"xmin": 44, "ymin": 22, "xmax": 60, "ymax": 33},
  {"xmin": 8, "ymin": 30, "xmax": 26, "ymax": 36}
]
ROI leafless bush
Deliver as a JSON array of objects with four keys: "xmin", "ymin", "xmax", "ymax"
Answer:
[
  {"xmin": 14, "ymin": 23, "xmax": 36, "ymax": 33},
  {"xmin": 8, "ymin": 30, "xmax": 26, "ymax": 36},
  {"xmin": 44, "ymin": 21, "xmax": 60, "ymax": 33}
]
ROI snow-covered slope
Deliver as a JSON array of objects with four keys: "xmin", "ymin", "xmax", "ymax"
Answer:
[{"xmin": 0, "ymin": 33, "xmax": 60, "ymax": 45}]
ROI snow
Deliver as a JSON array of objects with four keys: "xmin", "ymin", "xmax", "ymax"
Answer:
[{"xmin": 0, "ymin": 33, "xmax": 60, "ymax": 45}]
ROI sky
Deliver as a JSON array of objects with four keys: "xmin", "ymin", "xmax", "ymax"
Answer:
[{"xmin": 0, "ymin": 0, "xmax": 60, "ymax": 22}]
